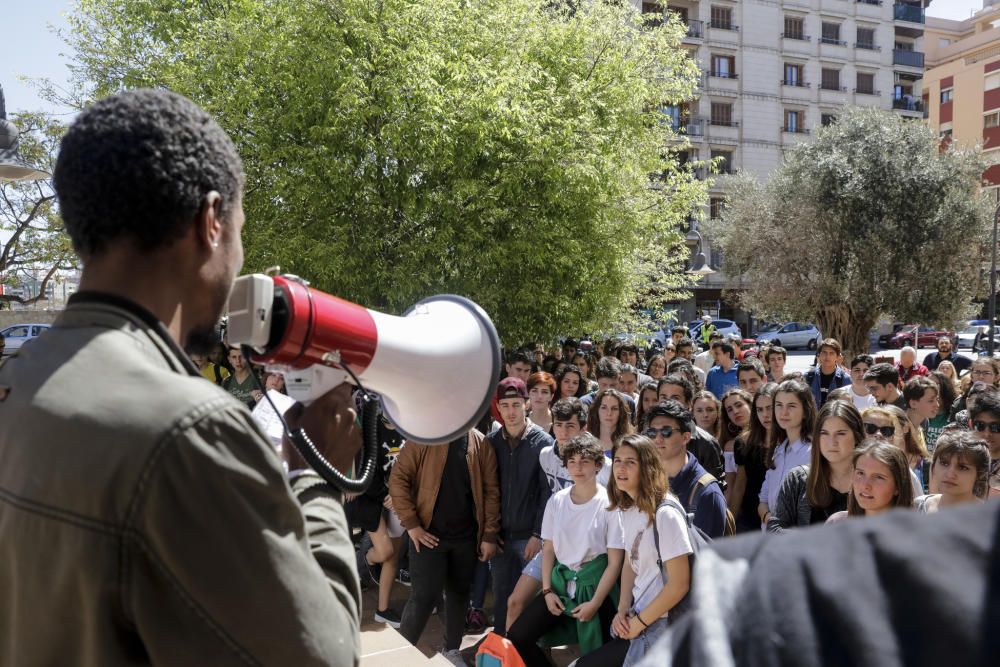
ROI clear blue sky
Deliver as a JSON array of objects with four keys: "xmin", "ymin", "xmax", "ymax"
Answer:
[{"xmin": 0, "ymin": 0, "xmax": 989, "ymax": 116}]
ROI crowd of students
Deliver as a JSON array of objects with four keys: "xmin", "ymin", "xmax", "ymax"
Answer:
[{"xmin": 202, "ymin": 329, "xmax": 999, "ymax": 666}]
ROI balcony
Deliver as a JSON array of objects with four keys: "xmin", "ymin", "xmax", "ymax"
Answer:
[
  {"xmin": 821, "ymin": 83, "xmax": 847, "ymax": 92},
  {"xmin": 781, "ymin": 32, "xmax": 811, "ymax": 41},
  {"xmin": 854, "ymin": 88, "xmax": 881, "ymax": 96},
  {"xmin": 782, "ymin": 126, "xmax": 810, "ymax": 135},
  {"xmin": 709, "ymin": 20, "xmax": 739, "ymax": 31},
  {"xmin": 707, "ymin": 70, "xmax": 739, "ymax": 80},
  {"xmin": 781, "ymin": 79, "xmax": 810, "ymax": 88},
  {"xmin": 821, "ymin": 37, "xmax": 847, "ymax": 46},
  {"xmin": 857, "ymin": 0, "xmax": 882, "ymax": 5},
  {"xmin": 855, "ymin": 42, "xmax": 881, "ymax": 51},
  {"xmin": 892, "ymin": 97, "xmax": 923, "ymax": 112},
  {"xmin": 685, "ymin": 19, "xmax": 704, "ymax": 39},
  {"xmin": 685, "ymin": 119, "xmax": 705, "ymax": 137},
  {"xmin": 893, "ymin": 49, "xmax": 925, "ymax": 68},
  {"xmin": 708, "ymin": 118, "xmax": 739, "ymax": 128},
  {"xmin": 894, "ymin": 3, "xmax": 925, "ymax": 23}
]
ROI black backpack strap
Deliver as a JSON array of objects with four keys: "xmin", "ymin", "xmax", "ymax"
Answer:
[{"xmin": 651, "ymin": 496, "xmax": 691, "ymax": 586}]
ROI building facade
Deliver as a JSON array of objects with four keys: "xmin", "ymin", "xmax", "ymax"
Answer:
[
  {"xmin": 632, "ymin": 0, "xmax": 929, "ymax": 333},
  {"xmin": 922, "ymin": 1, "xmax": 1000, "ymax": 195}
]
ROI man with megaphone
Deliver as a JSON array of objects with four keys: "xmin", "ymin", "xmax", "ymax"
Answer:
[{"xmin": 0, "ymin": 90, "xmax": 366, "ymax": 665}]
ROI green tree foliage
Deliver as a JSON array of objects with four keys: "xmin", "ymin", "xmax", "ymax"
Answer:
[
  {"xmin": 56, "ymin": 0, "xmax": 706, "ymax": 344},
  {"xmin": 0, "ymin": 113, "xmax": 76, "ymax": 307},
  {"xmin": 709, "ymin": 107, "xmax": 991, "ymax": 357}
]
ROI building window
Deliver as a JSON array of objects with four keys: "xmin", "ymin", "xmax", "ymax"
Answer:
[
  {"xmin": 784, "ymin": 110, "xmax": 804, "ymax": 133},
  {"xmin": 987, "ymin": 72, "xmax": 1000, "ymax": 91},
  {"xmin": 711, "ymin": 149, "xmax": 734, "ymax": 175},
  {"xmin": 710, "ymin": 197, "xmax": 725, "ymax": 219},
  {"xmin": 941, "ymin": 88, "xmax": 954, "ymax": 104},
  {"xmin": 821, "ymin": 22, "xmax": 844, "ymax": 46},
  {"xmin": 856, "ymin": 27, "xmax": 876, "ymax": 50},
  {"xmin": 710, "ymin": 6, "xmax": 734, "ymax": 30},
  {"xmin": 856, "ymin": 72, "xmax": 876, "ymax": 95},
  {"xmin": 783, "ymin": 16, "xmax": 805, "ymax": 40},
  {"xmin": 821, "ymin": 113, "xmax": 837, "ymax": 127},
  {"xmin": 939, "ymin": 38, "xmax": 951, "ymax": 49},
  {"xmin": 986, "ymin": 112, "xmax": 1000, "ymax": 129},
  {"xmin": 710, "ymin": 54, "xmax": 736, "ymax": 78},
  {"xmin": 642, "ymin": 2, "xmax": 665, "ymax": 27},
  {"xmin": 710, "ymin": 102, "xmax": 734, "ymax": 126},
  {"xmin": 821, "ymin": 68, "xmax": 842, "ymax": 91},
  {"xmin": 783, "ymin": 63, "xmax": 805, "ymax": 86}
]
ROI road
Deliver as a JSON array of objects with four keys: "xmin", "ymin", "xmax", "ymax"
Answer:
[{"xmin": 780, "ymin": 346, "xmax": 978, "ymax": 375}]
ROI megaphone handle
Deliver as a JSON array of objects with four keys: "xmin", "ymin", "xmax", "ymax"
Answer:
[{"xmin": 287, "ymin": 397, "xmax": 380, "ymax": 494}]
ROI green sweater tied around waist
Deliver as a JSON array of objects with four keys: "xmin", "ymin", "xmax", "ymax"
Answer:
[{"xmin": 540, "ymin": 553, "xmax": 619, "ymax": 655}]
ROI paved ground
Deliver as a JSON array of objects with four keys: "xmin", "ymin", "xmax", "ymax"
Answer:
[{"xmin": 779, "ymin": 345, "xmax": 975, "ymax": 375}]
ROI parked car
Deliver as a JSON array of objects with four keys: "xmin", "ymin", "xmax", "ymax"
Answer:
[
  {"xmin": 0, "ymin": 323, "xmax": 50, "ymax": 355},
  {"xmin": 888, "ymin": 325, "xmax": 954, "ymax": 349},
  {"xmin": 688, "ymin": 318, "xmax": 742, "ymax": 342},
  {"xmin": 957, "ymin": 325, "xmax": 1000, "ymax": 349},
  {"xmin": 877, "ymin": 322, "xmax": 907, "ymax": 348},
  {"xmin": 754, "ymin": 322, "xmax": 822, "ymax": 350}
]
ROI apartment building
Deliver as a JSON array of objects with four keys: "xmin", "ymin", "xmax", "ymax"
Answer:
[
  {"xmin": 632, "ymin": 0, "xmax": 929, "ymax": 331},
  {"xmin": 922, "ymin": 1, "xmax": 1000, "ymax": 196}
]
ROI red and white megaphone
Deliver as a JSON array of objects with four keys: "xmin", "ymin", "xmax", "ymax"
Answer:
[{"xmin": 226, "ymin": 273, "xmax": 501, "ymax": 444}]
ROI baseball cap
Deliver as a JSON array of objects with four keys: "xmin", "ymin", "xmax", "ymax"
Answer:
[{"xmin": 496, "ymin": 377, "xmax": 528, "ymax": 401}]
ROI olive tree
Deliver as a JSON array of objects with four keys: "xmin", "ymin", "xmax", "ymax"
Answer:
[{"xmin": 709, "ymin": 107, "xmax": 991, "ymax": 357}]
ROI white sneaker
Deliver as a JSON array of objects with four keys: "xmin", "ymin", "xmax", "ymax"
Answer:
[{"xmin": 439, "ymin": 648, "xmax": 465, "ymax": 666}]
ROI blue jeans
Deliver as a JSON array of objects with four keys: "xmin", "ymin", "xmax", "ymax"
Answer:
[{"xmin": 489, "ymin": 537, "xmax": 529, "ymax": 633}]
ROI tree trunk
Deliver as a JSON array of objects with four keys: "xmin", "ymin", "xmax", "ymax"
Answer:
[{"xmin": 813, "ymin": 304, "xmax": 876, "ymax": 363}]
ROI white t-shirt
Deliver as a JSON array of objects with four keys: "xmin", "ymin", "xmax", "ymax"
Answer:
[
  {"xmin": 539, "ymin": 444, "xmax": 612, "ymax": 493},
  {"xmin": 724, "ymin": 450, "xmax": 737, "ymax": 474},
  {"xmin": 850, "ymin": 386, "xmax": 877, "ymax": 412},
  {"xmin": 541, "ymin": 486, "xmax": 622, "ymax": 572},
  {"xmin": 617, "ymin": 499, "xmax": 693, "ymax": 618}
]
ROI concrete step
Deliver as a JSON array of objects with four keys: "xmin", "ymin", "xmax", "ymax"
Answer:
[{"xmin": 360, "ymin": 625, "xmax": 455, "ymax": 665}]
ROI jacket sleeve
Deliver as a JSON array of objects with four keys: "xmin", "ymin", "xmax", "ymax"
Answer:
[
  {"xmin": 694, "ymin": 483, "xmax": 728, "ymax": 539},
  {"xmin": 127, "ymin": 406, "xmax": 360, "ymax": 666},
  {"xmin": 768, "ymin": 467, "xmax": 807, "ymax": 534},
  {"xmin": 388, "ymin": 440, "xmax": 421, "ymax": 531},
  {"xmin": 478, "ymin": 433, "xmax": 501, "ymax": 543}
]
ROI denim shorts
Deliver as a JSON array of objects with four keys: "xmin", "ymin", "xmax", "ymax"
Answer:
[{"xmin": 521, "ymin": 545, "xmax": 544, "ymax": 580}]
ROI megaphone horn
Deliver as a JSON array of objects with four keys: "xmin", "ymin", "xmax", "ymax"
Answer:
[{"xmin": 227, "ymin": 274, "xmax": 502, "ymax": 444}]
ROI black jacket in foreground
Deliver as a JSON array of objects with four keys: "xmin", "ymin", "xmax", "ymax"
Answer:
[{"xmin": 639, "ymin": 500, "xmax": 1000, "ymax": 667}]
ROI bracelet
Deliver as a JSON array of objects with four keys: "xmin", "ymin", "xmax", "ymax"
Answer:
[
  {"xmin": 635, "ymin": 612, "xmax": 649, "ymax": 628},
  {"xmin": 541, "ymin": 588, "xmax": 554, "ymax": 597}
]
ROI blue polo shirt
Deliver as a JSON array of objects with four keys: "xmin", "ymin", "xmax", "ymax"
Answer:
[{"xmin": 705, "ymin": 364, "xmax": 738, "ymax": 399}]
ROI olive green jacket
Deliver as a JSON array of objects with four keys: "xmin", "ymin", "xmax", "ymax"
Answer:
[{"xmin": 0, "ymin": 293, "xmax": 360, "ymax": 665}]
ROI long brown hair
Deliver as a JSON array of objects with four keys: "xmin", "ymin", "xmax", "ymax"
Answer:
[
  {"xmin": 692, "ymin": 390, "xmax": 721, "ymax": 440},
  {"xmin": 719, "ymin": 388, "xmax": 753, "ymax": 446},
  {"xmin": 807, "ymin": 401, "xmax": 864, "ymax": 509},
  {"xmin": 739, "ymin": 382, "xmax": 778, "ymax": 464},
  {"xmin": 882, "ymin": 404, "xmax": 930, "ymax": 462},
  {"xmin": 587, "ymin": 389, "xmax": 634, "ymax": 443},
  {"xmin": 766, "ymin": 380, "xmax": 817, "ymax": 470},
  {"xmin": 847, "ymin": 440, "xmax": 914, "ymax": 516},
  {"xmin": 607, "ymin": 434, "xmax": 670, "ymax": 524}
]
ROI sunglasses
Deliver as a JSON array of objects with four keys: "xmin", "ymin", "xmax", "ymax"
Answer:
[
  {"xmin": 973, "ymin": 421, "xmax": 1000, "ymax": 434},
  {"xmin": 643, "ymin": 426, "xmax": 675, "ymax": 439},
  {"xmin": 863, "ymin": 423, "xmax": 895, "ymax": 438}
]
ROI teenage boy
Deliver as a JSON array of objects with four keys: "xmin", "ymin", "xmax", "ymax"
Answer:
[
  {"xmin": 695, "ymin": 332, "xmax": 723, "ymax": 373},
  {"xmin": 506, "ymin": 399, "xmax": 613, "ymax": 630},
  {"xmin": 848, "ymin": 354, "xmax": 878, "ymax": 411},
  {"xmin": 390, "ymin": 430, "xmax": 500, "ymax": 663},
  {"xmin": 904, "ymin": 376, "xmax": 941, "ymax": 439},
  {"xmin": 507, "ymin": 432, "xmax": 624, "ymax": 664},
  {"xmin": 656, "ymin": 375, "xmax": 727, "ymax": 490},
  {"xmin": 766, "ymin": 346, "xmax": 787, "ymax": 382},
  {"xmin": 488, "ymin": 377, "xmax": 555, "ymax": 634},
  {"xmin": 671, "ymin": 326, "xmax": 689, "ymax": 347},
  {"xmin": 737, "ymin": 357, "xmax": 767, "ymax": 395},
  {"xmin": 581, "ymin": 357, "xmax": 637, "ymax": 415},
  {"xmin": 643, "ymin": 400, "xmax": 728, "ymax": 538},
  {"xmin": 488, "ymin": 350, "xmax": 535, "ymax": 426},
  {"xmin": 705, "ymin": 341, "xmax": 739, "ymax": 399},
  {"xmin": 675, "ymin": 338, "xmax": 706, "ymax": 383},
  {"xmin": 222, "ymin": 345, "xmax": 262, "ymax": 408},
  {"xmin": 923, "ymin": 336, "xmax": 972, "ymax": 375},
  {"xmin": 968, "ymin": 388, "xmax": 1000, "ymax": 498},
  {"xmin": 864, "ymin": 364, "xmax": 907, "ymax": 410},
  {"xmin": 620, "ymin": 364, "xmax": 641, "ymax": 401},
  {"xmin": 804, "ymin": 338, "xmax": 851, "ymax": 408}
]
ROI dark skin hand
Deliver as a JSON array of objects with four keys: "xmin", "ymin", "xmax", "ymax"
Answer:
[{"xmin": 281, "ymin": 383, "xmax": 362, "ymax": 475}]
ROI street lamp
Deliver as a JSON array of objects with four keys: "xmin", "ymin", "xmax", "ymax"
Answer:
[
  {"xmin": 688, "ymin": 229, "xmax": 716, "ymax": 276},
  {"xmin": 0, "ymin": 84, "xmax": 48, "ymax": 182}
]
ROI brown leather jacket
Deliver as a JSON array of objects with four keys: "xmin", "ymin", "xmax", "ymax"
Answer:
[{"xmin": 388, "ymin": 429, "xmax": 500, "ymax": 545}]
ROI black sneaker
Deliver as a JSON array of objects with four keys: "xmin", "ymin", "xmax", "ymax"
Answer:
[
  {"xmin": 355, "ymin": 549, "xmax": 379, "ymax": 588},
  {"xmin": 374, "ymin": 607, "xmax": 402, "ymax": 629},
  {"xmin": 395, "ymin": 568, "xmax": 411, "ymax": 586},
  {"xmin": 465, "ymin": 607, "xmax": 487, "ymax": 633}
]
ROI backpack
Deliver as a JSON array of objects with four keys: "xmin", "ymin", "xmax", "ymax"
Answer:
[
  {"xmin": 687, "ymin": 472, "xmax": 736, "ymax": 537},
  {"xmin": 652, "ymin": 496, "xmax": 710, "ymax": 623},
  {"xmin": 475, "ymin": 631, "xmax": 526, "ymax": 667}
]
